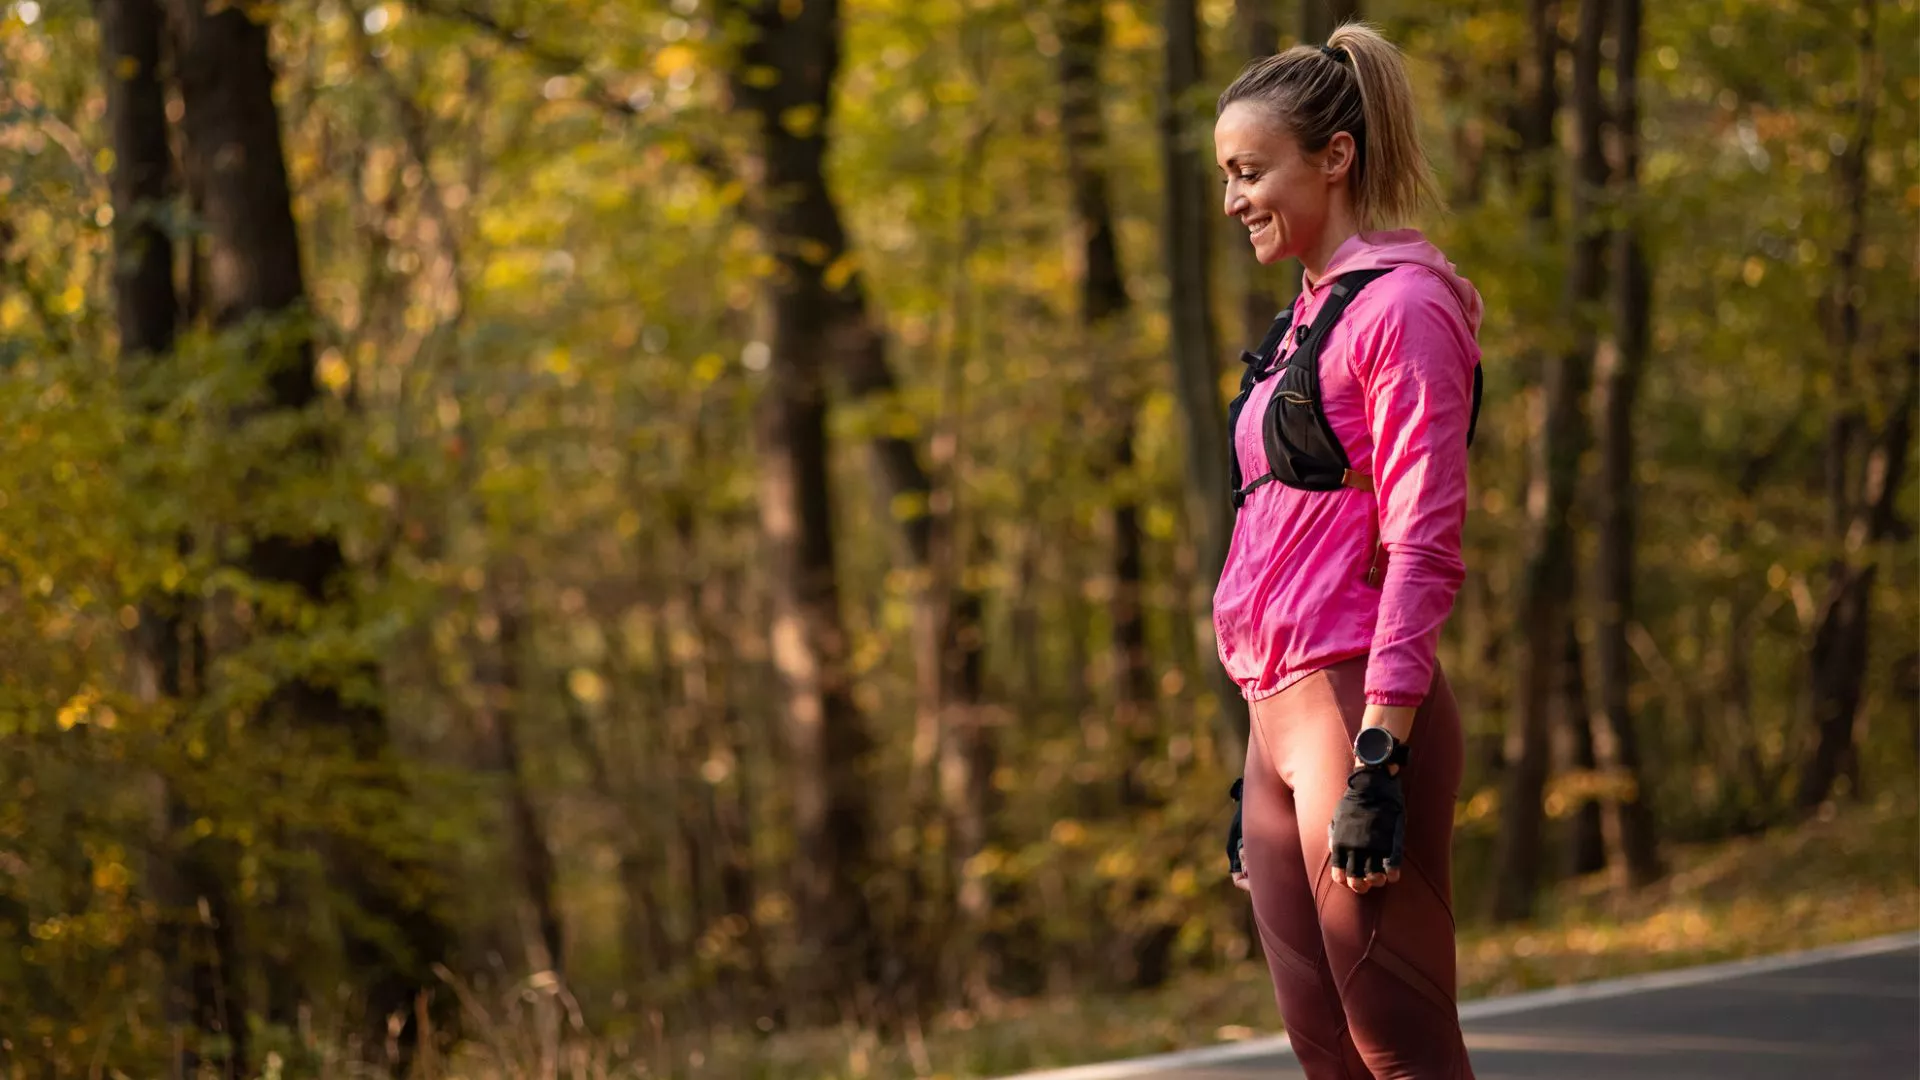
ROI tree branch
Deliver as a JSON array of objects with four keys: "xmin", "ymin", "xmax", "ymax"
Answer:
[
  {"xmin": 406, "ymin": 0, "xmax": 637, "ymax": 112},
  {"xmin": 401, "ymin": 0, "xmax": 731, "ymax": 178}
]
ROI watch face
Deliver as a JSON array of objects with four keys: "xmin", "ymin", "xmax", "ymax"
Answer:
[{"xmin": 1355, "ymin": 727, "xmax": 1394, "ymax": 765}]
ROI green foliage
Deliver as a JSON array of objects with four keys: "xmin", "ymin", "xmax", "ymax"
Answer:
[{"xmin": 0, "ymin": 0, "xmax": 1914, "ymax": 1073}]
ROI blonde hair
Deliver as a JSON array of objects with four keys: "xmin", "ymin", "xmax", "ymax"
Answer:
[{"xmin": 1217, "ymin": 22, "xmax": 1440, "ymax": 229}]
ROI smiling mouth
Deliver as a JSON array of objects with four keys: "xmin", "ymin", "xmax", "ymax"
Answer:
[{"xmin": 1245, "ymin": 218, "xmax": 1273, "ymax": 244}]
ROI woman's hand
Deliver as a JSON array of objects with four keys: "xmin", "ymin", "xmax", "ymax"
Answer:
[
  {"xmin": 1228, "ymin": 779, "xmax": 1252, "ymax": 892},
  {"xmin": 1332, "ymin": 703, "xmax": 1416, "ymax": 893},
  {"xmin": 1328, "ymin": 764, "xmax": 1407, "ymax": 895},
  {"xmin": 1328, "ymin": 764, "xmax": 1404, "ymax": 894}
]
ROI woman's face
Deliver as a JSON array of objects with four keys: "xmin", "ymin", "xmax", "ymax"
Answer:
[{"xmin": 1214, "ymin": 101, "xmax": 1349, "ymax": 266}]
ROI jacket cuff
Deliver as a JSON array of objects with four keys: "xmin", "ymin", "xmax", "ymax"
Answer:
[{"xmin": 1364, "ymin": 688, "xmax": 1427, "ymax": 708}]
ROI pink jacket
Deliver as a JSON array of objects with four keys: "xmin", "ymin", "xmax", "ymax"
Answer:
[{"xmin": 1213, "ymin": 230, "xmax": 1482, "ymax": 706}]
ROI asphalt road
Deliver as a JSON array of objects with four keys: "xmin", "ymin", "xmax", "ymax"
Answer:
[{"xmin": 1004, "ymin": 933, "xmax": 1919, "ymax": 1080}]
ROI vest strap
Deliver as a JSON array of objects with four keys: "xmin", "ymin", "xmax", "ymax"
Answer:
[
  {"xmin": 1231, "ymin": 471, "xmax": 1277, "ymax": 507},
  {"xmin": 1233, "ymin": 467, "xmax": 1371, "ymax": 507}
]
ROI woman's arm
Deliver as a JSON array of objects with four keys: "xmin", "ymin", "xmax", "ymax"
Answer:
[
  {"xmin": 1333, "ymin": 277, "xmax": 1476, "ymax": 895},
  {"xmin": 1353, "ymin": 275, "xmax": 1478, "ymax": 724}
]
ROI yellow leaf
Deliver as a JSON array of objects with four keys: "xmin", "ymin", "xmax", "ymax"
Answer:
[
  {"xmin": 889, "ymin": 490, "xmax": 928, "ymax": 522},
  {"xmin": 739, "ymin": 64, "xmax": 781, "ymax": 89},
  {"xmin": 317, "ymin": 348, "xmax": 351, "ymax": 393},
  {"xmin": 884, "ymin": 411, "xmax": 919, "ymax": 439},
  {"xmin": 779, "ymin": 104, "xmax": 821, "ymax": 138},
  {"xmin": 794, "ymin": 238, "xmax": 830, "ymax": 265},
  {"xmin": 822, "ymin": 252, "xmax": 859, "ymax": 292},
  {"xmin": 1169, "ymin": 866, "xmax": 1198, "ymax": 897},
  {"xmin": 92, "ymin": 862, "xmax": 130, "ymax": 892},
  {"xmin": 481, "ymin": 253, "xmax": 535, "ymax": 291},
  {"xmin": 568, "ymin": 667, "xmax": 606, "ymax": 706},
  {"xmin": 57, "ymin": 688, "xmax": 98, "ymax": 731},
  {"xmin": 653, "ymin": 43, "xmax": 698, "ymax": 79}
]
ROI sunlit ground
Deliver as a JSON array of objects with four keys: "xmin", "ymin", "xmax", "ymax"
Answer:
[{"xmin": 695, "ymin": 791, "xmax": 1918, "ymax": 1080}]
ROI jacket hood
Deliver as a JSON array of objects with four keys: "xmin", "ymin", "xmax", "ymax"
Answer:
[{"xmin": 1307, "ymin": 229, "xmax": 1483, "ymax": 336}]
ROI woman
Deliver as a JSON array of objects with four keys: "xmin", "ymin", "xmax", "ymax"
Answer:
[{"xmin": 1213, "ymin": 23, "xmax": 1481, "ymax": 1080}]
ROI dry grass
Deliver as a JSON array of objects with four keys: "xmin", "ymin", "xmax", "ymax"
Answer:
[{"xmin": 432, "ymin": 792, "xmax": 1918, "ymax": 1080}]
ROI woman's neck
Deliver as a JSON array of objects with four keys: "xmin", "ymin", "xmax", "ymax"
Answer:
[{"xmin": 1300, "ymin": 209, "xmax": 1362, "ymax": 287}]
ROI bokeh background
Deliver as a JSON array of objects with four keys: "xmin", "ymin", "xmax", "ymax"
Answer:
[{"xmin": 1, "ymin": 0, "xmax": 1915, "ymax": 1076}]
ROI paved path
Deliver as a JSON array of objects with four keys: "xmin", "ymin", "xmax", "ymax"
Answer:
[{"xmin": 1003, "ymin": 933, "xmax": 1919, "ymax": 1080}]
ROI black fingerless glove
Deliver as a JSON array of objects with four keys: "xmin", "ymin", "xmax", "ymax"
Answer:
[
  {"xmin": 1226, "ymin": 777, "xmax": 1246, "ymax": 876},
  {"xmin": 1328, "ymin": 765, "xmax": 1405, "ymax": 878}
]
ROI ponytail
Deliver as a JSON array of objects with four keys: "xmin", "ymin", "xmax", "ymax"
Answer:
[
  {"xmin": 1218, "ymin": 22, "xmax": 1439, "ymax": 229},
  {"xmin": 1327, "ymin": 23, "xmax": 1438, "ymax": 227}
]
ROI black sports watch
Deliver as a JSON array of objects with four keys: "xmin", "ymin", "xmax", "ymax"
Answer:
[{"xmin": 1352, "ymin": 726, "xmax": 1408, "ymax": 768}]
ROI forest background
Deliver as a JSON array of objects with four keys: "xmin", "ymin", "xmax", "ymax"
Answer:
[{"xmin": 0, "ymin": 0, "xmax": 1916, "ymax": 1076}]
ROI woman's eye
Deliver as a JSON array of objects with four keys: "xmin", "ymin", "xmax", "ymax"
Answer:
[{"xmin": 1239, "ymin": 172, "xmax": 1258, "ymax": 182}]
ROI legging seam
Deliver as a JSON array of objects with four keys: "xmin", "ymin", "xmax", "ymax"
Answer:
[
  {"xmin": 1267, "ymin": 936, "xmax": 1321, "ymax": 985},
  {"xmin": 1364, "ymin": 937, "xmax": 1460, "ymax": 1018},
  {"xmin": 1404, "ymin": 854, "xmax": 1457, "ymax": 929},
  {"xmin": 1279, "ymin": 1022, "xmax": 1349, "ymax": 1068},
  {"xmin": 1320, "ymin": 868, "xmax": 1459, "ymax": 1022}
]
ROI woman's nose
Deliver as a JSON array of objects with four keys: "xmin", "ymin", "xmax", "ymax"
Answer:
[{"xmin": 1224, "ymin": 188, "xmax": 1244, "ymax": 217}]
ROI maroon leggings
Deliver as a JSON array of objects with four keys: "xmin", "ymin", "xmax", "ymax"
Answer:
[{"xmin": 1242, "ymin": 655, "xmax": 1475, "ymax": 1080}]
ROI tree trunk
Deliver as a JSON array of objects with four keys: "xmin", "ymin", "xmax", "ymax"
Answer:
[
  {"xmin": 98, "ymin": 3, "xmax": 244, "ymax": 1072},
  {"xmin": 1231, "ymin": 0, "xmax": 1282, "ymax": 398},
  {"xmin": 1440, "ymin": 54, "xmax": 1490, "ymax": 208},
  {"xmin": 1493, "ymin": 0, "xmax": 1602, "ymax": 924},
  {"xmin": 166, "ymin": 0, "xmax": 451, "ymax": 1047},
  {"xmin": 560, "ymin": 679, "xmax": 671, "ymax": 1001},
  {"xmin": 1590, "ymin": 0, "xmax": 1663, "ymax": 886},
  {"xmin": 1488, "ymin": 0, "xmax": 1563, "ymax": 923},
  {"xmin": 1060, "ymin": 0, "xmax": 1127, "ymax": 333},
  {"xmin": 730, "ymin": 0, "xmax": 881, "ymax": 1018},
  {"xmin": 1059, "ymin": 0, "xmax": 1154, "ymax": 807},
  {"xmin": 1517, "ymin": 0, "xmax": 1561, "ymax": 223},
  {"xmin": 99, "ymin": 0, "xmax": 175, "ymax": 363},
  {"xmin": 480, "ymin": 598, "xmax": 564, "ymax": 979},
  {"xmin": 728, "ymin": 0, "xmax": 984, "ymax": 1011},
  {"xmin": 1163, "ymin": 0, "xmax": 1249, "ymax": 765},
  {"xmin": 1798, "ymin": 0, "xmax": 1898, "ymax": 812},
  {"xmin": 1302, "ymin": 0, "xmax": 1359, "ymax": 44},
  {"xmin": 1236, "ymin": 0, "xmax": 1280, "ymax": 55},
  {"xmin": 917, "ymin": 112, "xmax": 998, "ymax": 1010},
  {"xmin": 1060, "ymin": 0, "xmax": 1174, "ymax": 985},
  {"xmin": 667, "ymin": 509, "xmax": 767, "ymax": 1021},
  {"xmin": 1801, "ymin": 364, "xmax": 1915, "ymax": 809},
  {"xmin": 1559, "ymin": 625, "xmax": 1606, "ymax": 877}
]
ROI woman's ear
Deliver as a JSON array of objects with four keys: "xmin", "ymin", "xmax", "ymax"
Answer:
[{"xmin": 1323, "ymin": 131, "xmax": 1357, "ymax": 185}]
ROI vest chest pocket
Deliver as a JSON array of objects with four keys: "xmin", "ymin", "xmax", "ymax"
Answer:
[{"xmin": 1264, "ymin": 361, "xmax": 1350, "ymax": 491}]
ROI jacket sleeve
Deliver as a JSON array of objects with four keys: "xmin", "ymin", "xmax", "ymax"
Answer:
[{"xmin": 1350, "ymin": 273, "xmax": 1478, "ymax": 707}]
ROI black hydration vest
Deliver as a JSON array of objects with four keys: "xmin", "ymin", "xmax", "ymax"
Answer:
[{"xmin": 1227, "ymin": 268, "xmax": 1482, "ymax": 510}]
